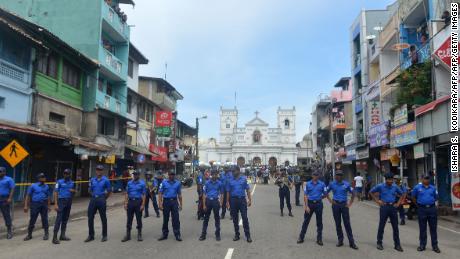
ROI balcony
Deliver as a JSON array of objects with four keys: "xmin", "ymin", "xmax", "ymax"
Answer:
[
  {"xmin": 319, "ymin": 116, "xmax": 330, "ymax": 130},
  {"xmin": 354, "ymin": 97, "xmax": 363, "ymax": 114},
  {"xmin": 381, "ymin": 67, "xmax": 400, "ymax": 99},
  {"xmin": 357, "ymin": 133, "xmax": 367, "ymax": 145},
  {"xmin": 0, "ymin": 58, "xmax": 31, "ymax": 91},
  {"xmin": 152, "ymin": 92, "xmax": 176, "ymax": 111},
  {"xmin": 380, "ymin": 15, "xmax": 399, "ymax": 48},
  {"xmin": 401, "ymin": 43, "xmax": 430, "ymax": 70},
  {"xmin": 101, "ymin": 0, "xmax": 130, "ymax": 42},
  {"xmin": 99, "ymin": 48, "xmax": 125, "ymax": 82},
  {"xmin": 96, "ymin": 91, "xmax": 126, "ymax": 116},
  {"xmin": 332, "ymin": 117, "xmax": 346, "ymax": 130}
]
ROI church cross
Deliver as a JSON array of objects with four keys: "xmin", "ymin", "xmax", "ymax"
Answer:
[{"xmin": 255, "ymin": 111, "xmax": 259, "ymax": 117}]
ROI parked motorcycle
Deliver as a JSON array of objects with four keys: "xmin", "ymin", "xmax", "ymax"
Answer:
[{"xmin": 403, "ymin": 188, "xmax": 417, "ymax": 220}]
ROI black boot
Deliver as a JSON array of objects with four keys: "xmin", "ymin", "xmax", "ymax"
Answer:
[
  {"xmin": 43, "ymin": 229, "xmax": 49, "ymax": 240},
  {"xmin": 6, "ymin": 226, "xmax": 13, "ymax": 239},
  {"xmin": 137, "ymin": 230, "xmax": 143, "ymax": 242},
  {"xmin": 52, "ymin": 233, "xmax": 60, "ymax": 244},
  {"xmin": 60, "ymin": 226, "xmax": 71, "ymax": 241},
  {"xmin": 288, "ymin": 211, "xmax": 293, "ymax": 217},
  {"xmin": 121, "ymin": 230, "xmax": 131, "ymax": 242},
  {"xmin": 24, "ymin": 228, "xmax": 33, "ymax": 241}
]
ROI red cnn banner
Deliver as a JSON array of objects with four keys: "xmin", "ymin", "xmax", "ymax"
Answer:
[
  {"xmin": 156, "ymin": 111, "xmax": 172, "ymax": 127},
  {"xmin": 149, "ymin": 144, "xmax": 168, "ymax": 162}
]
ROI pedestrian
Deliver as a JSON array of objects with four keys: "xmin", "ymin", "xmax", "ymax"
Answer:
[
  {"xmin": 0, "ymin": 166, "xmax": 15, "ymax": 239},
  {"xmin": 23, "ymin": 173, "xmax": 51, "ymax": 241},
  {"xmin": 394, "ymin": 175, "xmax": 407, "ymax": 225},
  {"xmin": 325, "ymin": 171, "xmax": 358, "ymax": 250},
  {"xmin": 226, "ymin": 166, "xmax": 252, "ymax": 243},
  {"xmin": 52, "ymin": 168, "xmax": 75, "ymax": 244},
  {"xmin": 353, "ymin": 172, "xmax": 364, "ymax": 201},
  {"xmin": 412, "ymin": 175, "xmax": 441, "ymax": 253},
  {"xmin": 122, "ymin": 170, "xmax": 146, "ymax": 242},
  {"xmin": 144, "ymin": 170, "xmax": 160, "ymax": 218},
  {"xmin": 85, "ymin": 165, "xmax": 112, "ymax": 242},
  {"xmin": 297, "ymin": 171, "xmax": 326, "ymax": 246},
  {"xmin": 196, "ymin": 168, "xmax": 205, "ymax": 220},
  {"xmin": 158, "ymin": 170, "xmax": 183, "ymax": 241},
  {"xmin": 275, "ymin": 169, "xmax": 293, "ymax": 217},
  {"xmin": 369, "ymin": 173, "xmax": 404, "ymax": 252},
  {"xmin": 220, "ymin": 166, "xmax": 232, "ymax": 219},
  {"xmin": 199, "ymin": 169, "xmax": 224, "ymax": 241},
  {"xmin": 293, "ymin": 171, "xmax": 303, "ymax": 206},
  {"xmin": 365, "ymin": 173, "xmax": 373, "ymax": 200}
]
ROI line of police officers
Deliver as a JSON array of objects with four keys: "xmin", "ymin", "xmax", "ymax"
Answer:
[{"xmin": 0, "ymin": 165, "xmax": 442, "ymax": 253}]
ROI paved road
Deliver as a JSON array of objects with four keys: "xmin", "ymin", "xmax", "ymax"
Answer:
[{"xmin": 1, "ymin": 183, "xmax": 459, "ymax": 259}]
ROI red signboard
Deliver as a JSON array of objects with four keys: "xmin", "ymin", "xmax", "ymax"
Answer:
[
  {"xmin": 149, "ymin": 144, "xmax": 168, "ymax": 162},
  {"xmin": 433, "ymin": 36, "xmax": 453, "ymax": 68},
  {"xmin": 155, "ymin": 111, "xmax": 172, "ymax": 127}
]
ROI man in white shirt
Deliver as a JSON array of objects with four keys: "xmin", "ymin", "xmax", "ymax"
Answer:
[{"xmin": 353, "ymin": 173, "xmax": 364, "ymax": 201}]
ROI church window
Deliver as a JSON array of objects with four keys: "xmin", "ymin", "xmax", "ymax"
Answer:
[
  {"xmin": 253, "ymin": 130, "xmax": 261, "ymax": 143},
  {"xmin": 226, "ymin": 124, "xmax": 230, "ymax": 128},
  {"xmin": 284, "ymin": 119, "xmax": 290, "ymax": 129}
]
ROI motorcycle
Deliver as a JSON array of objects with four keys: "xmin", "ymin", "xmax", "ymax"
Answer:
[{"xmin": 403, "ymin": 188, "xmax": 417, "ymax": 220}]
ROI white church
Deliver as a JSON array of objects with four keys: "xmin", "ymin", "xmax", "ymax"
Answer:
[{"xmin": 199, "ymin": 107, "xmax": 298, "ymax": 167}]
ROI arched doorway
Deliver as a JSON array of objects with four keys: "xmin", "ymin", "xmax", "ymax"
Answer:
[
  {"xmin": 284, "ymin": 160, "xmax": 290, "ymax": 166},
  {"xmin": 237, "ymin": 157, "xmax": 245, "ymax": 167},
  {"xmin": 252, "ymin": 157, "xmax": 261, "ymax": 166},
  {"xmin": 269, "ymin": 157, "xmax": 277, "ymax": 167}
]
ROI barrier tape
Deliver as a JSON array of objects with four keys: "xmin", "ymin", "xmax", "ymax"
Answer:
[{"xmin": 14, "ymin": 177, "xmax": 133, "ymax": 187}]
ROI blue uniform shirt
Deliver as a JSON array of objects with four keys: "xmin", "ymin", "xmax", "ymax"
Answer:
[
  {"xmin": 126, "ymin": 179, "xmax": 146, "ymax": 199},
  {"xmin": 304, "ymin": 180, "xmax": 327, "ymax": 201},
  {"xmin": 327, "ymin": 180, "xmax": 353, "ymax": 202},
  {"xmin": 27, "ymin": 182, "xmax": 51, "ymax": 202},
  {"xmin": 0, "ymin": 176, "xmax": 15, "ymax": 197},
  {"xmin": 204, "ymin": 179, "xmax": 223, "ymax": 199},
  {"xmin": 412, "ymin": 183, "xmax": 438, "ymax": 205},
  {"xmin": 226, "ymin": 176, "xmax": 250, "ymax": 197},
  {"xmin": 55, "ymin": 179, "xmax": 75, "ymax": 199},
  {"xmin": 370, "ymin": 183, "xmax": 403, "ymax": 203},
  {"xmin": 159, "ymin": 179, "xmax": 182, "ymax": 198},
  {"xmin": 89, "ymin": 176, "xmax": 111, "ymax": 197},
  {"xmin": 197, "ymin": 174, "xmax": 204, "ymax": 185}
]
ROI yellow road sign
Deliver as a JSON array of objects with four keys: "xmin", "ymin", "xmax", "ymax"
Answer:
[{"xmin": 0, "ymin": 140, "xmax": 29, "ymax": 167}]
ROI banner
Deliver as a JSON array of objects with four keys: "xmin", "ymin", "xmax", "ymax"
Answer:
[
  {"xmin": 149, "ymin": 145, "xmax": 168, "ymax": 162},
  {"xmin": 413, "ymin": 143, "xmax": 425, "ymax": 159},
  {"xmin": 368, "ymin": 122, "xmax": 389, "ymax": 148},
  {"xmin": 345, "ymin": 144, "xmax": 356, "ymax": 161},
  {"xmin": 344, "ymin": 131, "xmax": 355, "ymax": 146},
  {"xmin": 393, "ymin": 104, "xmax": 408, "ymax": 127},
  {"xmin": 452, "ymin": 171, "xmax": 460, "ymax": 210},
  {"xmin": 155, "ymin": 127, "xmax": 172, "ymax": 136},
  {"xmin": 390, "ymin": 122, "xmax": 418, "ymax": 147},
  {"xmin": 356, "ymin": 146, "xmax": 369, "ymax": 160},
  {"xmin": 369, "ymin": 101, "xmax": 381, "ymax": 126},
  {"xmin": 155, "ymin": 111, "xmax": 172, "ymax": 127},
  {"xmin": 380, "ymin": 148, "xmax": 399, "ymax": 161},
  {"xmin": 433, "ymin": 36, "xmax": 452, "ymax": 68}
]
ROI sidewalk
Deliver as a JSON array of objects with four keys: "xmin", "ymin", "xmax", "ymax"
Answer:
[
  {"xmin": 360, "ymin": 199, "xmax": 460, "ymax": 225},
  {"xmin": 0, "ymin": 193, "xmax": 125, "ymax": 237}
]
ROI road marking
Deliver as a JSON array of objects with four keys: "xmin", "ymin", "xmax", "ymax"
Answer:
[
  {"xmin": 225, "ymin": 248, "xmax": 234, "ymax": 259},
  {"xmin": 71, "ymin": 216, "xmax": 87, "ymax": 221},
  {"xmin": 361, "ymin": 201, "xmax": 460, "ymax": 235}
]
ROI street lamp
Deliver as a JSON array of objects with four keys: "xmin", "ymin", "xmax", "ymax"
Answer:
[{"xmin": 194, "ymin": 115, "xmax": 207, "ymax": 172}]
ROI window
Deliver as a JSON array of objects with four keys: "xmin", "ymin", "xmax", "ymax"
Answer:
[
  {"xmin": 253, "ymin": 130, "xmax": 261, "ymax": 143},
  {"xmin": 127, "ymin": 94, "xmax": 132, "ymax": 114},
  {"xmin": 126, "ymin": 134, "xmax": 132, "ymax": 145},
  {"xmin": 106, "ymin": 83, "xmax": 113, "ymax": 96},
  {"xmin": 62, "ymin": 60, "xmax": 81, "ymax": 89},
  {"xmin": 284, "ymin": 119, "xmax": 290, "ymax": 129},
  {"xmin": 0, "ymin": 96, "xmax": 5, "ymax": 108},
  {"xmin": 49, "ymin": 112, "xmax": 65, "ymax": 124},
  {"xmin": 226, "ymin": 124, "xmax": 230, "ymax": 129},
  {"xmin": 0, "ymin": 36, "xmax": 30, "ymax": 69},
  {"xmin": 98, "ymin": 79, "xmax": 104, "ymax": 91},
  {"xmin": 138, "ymin": 102, "xmax": 145, "ymax": 121},
  {"xmin": 98, "ymin": 116, "xmax": 115, "ymax": 135},
  {"xmin": 128, "ymin": 59, "xmax": 134, "ymax": 78},
  {"xmin": 37, "ymin": 53, "xmax": 58, "ymax": 78}
]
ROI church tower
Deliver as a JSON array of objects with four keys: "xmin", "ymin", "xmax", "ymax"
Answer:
[
  {"xmin": 277, "ymin": 106, "xmax": 296, "ymax": 144},
  {"xmin": 220, "ymin": 107, "xmax": 238, "ymax": 145}
]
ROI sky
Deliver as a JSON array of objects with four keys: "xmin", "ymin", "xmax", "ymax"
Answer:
[{"xmin": 124, "ymin": 0, "xmax": 394, "ymax": 142}]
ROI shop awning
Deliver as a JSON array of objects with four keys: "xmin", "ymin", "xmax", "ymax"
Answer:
[
  {"xmin": 71, "ymin": 137, "xmax": 112, "ymax": 152},
  {"xmin": 415, "ymin": 96, "xmax": 450, "ymax": 117},
  {"xmin": 126, "ymin": 144, "xmax": 158, "ymax": 156},
  {"xmin": 0, "ymin": 120, "xmax": 65, "ymax": 139}
]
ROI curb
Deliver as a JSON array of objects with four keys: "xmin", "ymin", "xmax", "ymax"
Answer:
[
  {"xmin": 438, "ymin": 216, "xmax": 460, "ymax": 225},
  {"xmin": 0, "ymin": 200, "xmax": 124, "ymax": 239}
]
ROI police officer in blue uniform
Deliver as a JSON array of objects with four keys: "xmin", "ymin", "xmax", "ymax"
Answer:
[
  {"xmin": 412, "ymin": 175, "xmax": 440, "ymax": 253},
  {"xmin": 144, "ymin": 170, "xmax": 160, "ymax": 218},
  {"xmin": 24, "ymin": 173, "xmax": 51, "ymax": 241},
  {"xmin": 85, "ymin": 165, "xmax": 112, "ymax": 242},
  {"xmin": 226, "ymin": 166, "xmax": 252, "ymax": 243},
  {"xmin": 275, "ymin": 169, "xmax": 293, "ymax": 217},
  {"xmin": 122, "ymin": 170, "xmax": 146, "ymax": 242},
  {"xmin": 370, "ymin": 173, "xmax": 404, "ymax": 252},
  {"xmin": 52, "ymin": 168, "xmax": 75, "ymax": 244},
  {"xmin": 158, "ymin": 170, "xmax": 183, "ymax": 241},
  {"xmin": 293, "ymin": 170, "xmax": 303, "ymax": 206},
  {"xmin": 196, "ymin": 168, "xmax": 205, "ymax": 220},
  {"xmin": 325, "ymin": 170, "xmax": 358, "ymax": 249},
  {"xmin": 0, "ymin": 166, "xmax": 15, "ymax": 239},
  {"xmin": 220, "ymin": 166, "xmax": 232, "ymax": 219},
  {"xmin": 199, "ymin": 169, "xmax": 224, "ymax": 241},
  {"xmin": 297, "ymin": 171, "xmax": 326, "ymax": 246}
]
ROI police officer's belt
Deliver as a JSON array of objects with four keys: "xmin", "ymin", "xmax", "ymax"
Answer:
[
  {"xmin": 206, "ymin": 197, "xmax": 218, "ymax": 200},
  {"xmin": 92, "ymin": 195, "xmax": 105, "ymax": 199},
  {"xmin": 231, "ymin": 196, "xmax": 246, "ymax": 199},
  {"xmin": 333, "ymin": 200, "xmax": 347, "ymax": 204},
  {"xmin": 129, "ymin": 198, "xmax": 142, "ymax": 201},
  {"xmin": 418, "ymin": 204, "xmax": 435, "ymax": 208},
  {"xmin": 163, "ymin": 198, "xmax": 177, "ymax": 201},
  {"xmin": 308, "ymin": 200, "xmax": 321, "ymax": 204}
]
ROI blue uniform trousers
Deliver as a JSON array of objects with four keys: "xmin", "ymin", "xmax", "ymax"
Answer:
[
  {"xmin": 0, "ymin": 198, "xmax": 12, "ymax": 227},
  {"xmin": 279, "ymin": 186, "xmax": 292, "ymax": 212},
  {"xmin": 162, "ymin": 198, "xmax": 180, "ymax": 237},
  {"xmin": 295, "ymin": 184, "xmax": 301, "ymax": 205},
  {"xmin": 87, "ymin": 197, "xmax": 107, "ymax": 237},
  {"xmin": 126, "ymin": 198, "xmax": 142, "ymax": 230},
  {"xmin": 145, "ymin": 191, "xmax": 159, "ymax": 216},
  {"xmin": 221, "ymin": 191, "xmax": 228, "ymax": 217},
  {"xmin": 230, "ymin": 197, "xmax": 250, "ymax": 237},
  {"xmin": 417, "ymin": 205, "xmax": 438, "ymax": 247},
  {"xmin": 332, "ymin": 201, "xmax": 354, "ymax": 244},
  {"xmin": 28, "ymin": 201, "xmax": 49, "ymax": 232},
  {"xmin": 377, "ymin": 205, "xmax": 400, "ymax": 246},
  {"xmin": 201, "ymin": 198, "xmax": 221, "ymax": 236},
  {"xmin": 53, "ymin": 198, "xmax": 72, "ymax": 235},
  {"xmin": 299, "ymin": 201, "xmax": 323, "ymax": 241}
]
